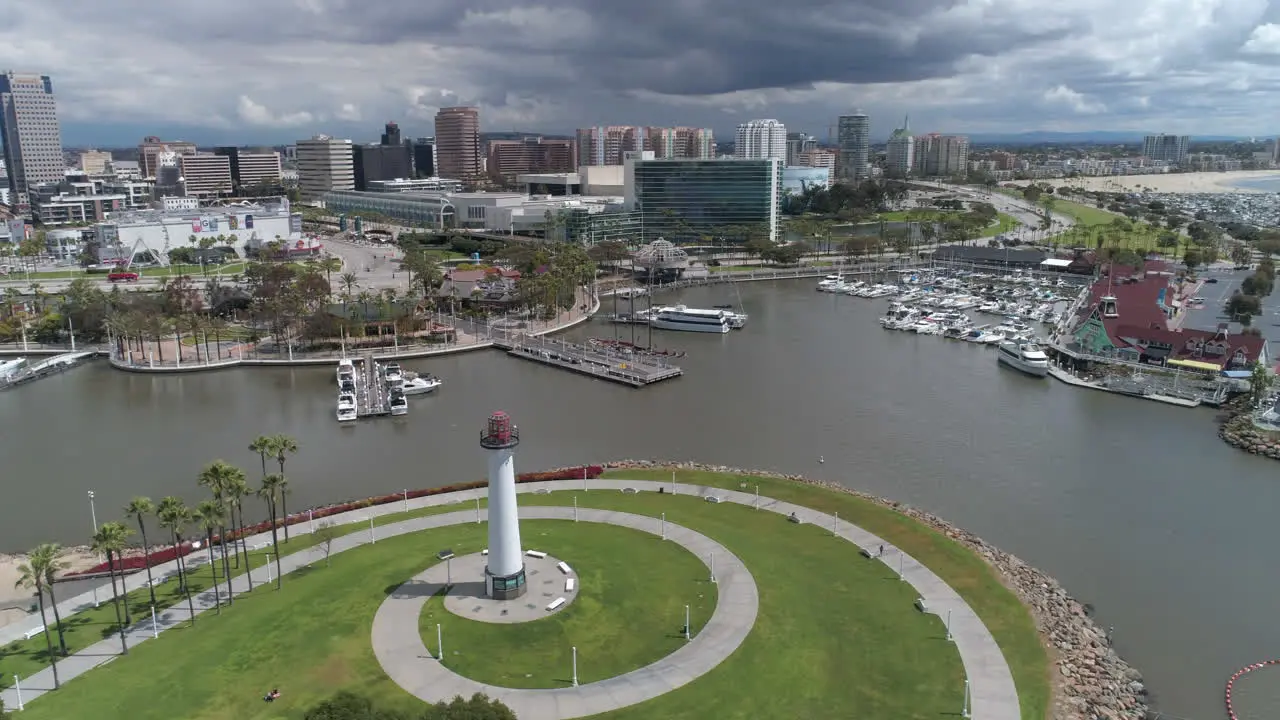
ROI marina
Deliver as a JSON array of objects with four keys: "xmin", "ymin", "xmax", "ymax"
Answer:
[
  {"xmin": 335, "ymin": 356, "xmax": 418, "ymax": 421},
  {"xmin": 0, "ymin": 352, "xmax": 98, "ymax": 391},
  {"xmin": 492, "ymin": 334, "xmax": 683, "ymax": 388}
]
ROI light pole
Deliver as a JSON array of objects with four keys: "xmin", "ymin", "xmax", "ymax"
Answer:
[
  {"xmin": 684, "ymin": 604, "xmax": 691, "ymax": 640},
  {"xmin": 88, "ymin": 490, "xmax": 100, "ymax": 607},
  {"xmin": 572, "ymin": 646, "xmax": 578, "ymax": 687}
]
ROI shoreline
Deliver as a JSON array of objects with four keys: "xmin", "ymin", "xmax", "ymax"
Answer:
[
  {"xmin": 1021, "ymin": 170, "xmax": 1280, "ymax": 195},
  {"xmin": 601, "ymin": 460, "xmax": 1149, "ymax": 720}
]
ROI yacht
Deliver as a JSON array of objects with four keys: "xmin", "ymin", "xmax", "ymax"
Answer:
[
  {"xmin": 337, "ymin": 392, "xmax": 358, "ymax": 422},
  {"xmin": 997, "ymin": 341, "xmax": 1050, "ymax": 377},
  {"xmin": 402, "ymin": 371, "xmax": 442, "ymax": 395},
  {"xmin": 650, "ymin": 305, "xmax": 731, "ymax": 333},
  {"xmin": 339, "ymin": 377, "xmax": 356, "ymax": 394},
  {"xmin": 817, "ymin": 276, "xmax": 844, "ymax": 291},
  {"xmin": 724, "ymin": 311, "xmax": 748, "ymax": 329},
  {"xmin": 0, "ymin": 357, "xmax": 27, "ymax": 380},
  {"xmin": 336, "ymin": 359, "xmax": 355, "ymax": 384},
  {"xmin": 384, "ymin": 362, "xmax": 403, "ymax": 384},
  {"xmin": 389, "ymin": 391, "xmax": 408, "ymax": 416}
]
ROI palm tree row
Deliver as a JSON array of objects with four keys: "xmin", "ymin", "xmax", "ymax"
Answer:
[{"xmin": 10, "ymin": 433, "xmax": 300, "ymax": 690}]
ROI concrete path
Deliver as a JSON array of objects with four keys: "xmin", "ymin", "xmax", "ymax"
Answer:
[
  {"xmin": 1, "ymin": 479, "xmax": 1020, "ymax": 720},
  {"xmin": 371, "ymin": 508, "xmax": 757, "ymax": 720}
]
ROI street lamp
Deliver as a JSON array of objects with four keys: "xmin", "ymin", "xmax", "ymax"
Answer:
[{"xmin": 87, "ymin": 490, "xmax": 98, "ymax": 532}]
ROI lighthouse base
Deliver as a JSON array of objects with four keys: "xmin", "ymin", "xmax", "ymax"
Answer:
[{"xmin": 484, "ymin": 565, "xmax": 527, "ymax": 600}]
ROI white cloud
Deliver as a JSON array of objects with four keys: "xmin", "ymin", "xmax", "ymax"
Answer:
[
  {"xmin": 236, "ymin": 96, "xmax": 315, "ymax": 128},
  {"xmin": 335, "ymin": 103, "xmax": 362, "ymax": 121},
  {"xmin": 1242, "ymin": 23, "xmax": 1280, "ymax": 54},
  {"xmin": 1042, "ymin": 85, "xmax": 1107, "ymax": 114}
]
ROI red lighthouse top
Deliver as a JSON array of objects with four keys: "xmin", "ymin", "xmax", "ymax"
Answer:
[{"xmin": 480, "ymin": 411, "xmax": 520, "ymax": 449}]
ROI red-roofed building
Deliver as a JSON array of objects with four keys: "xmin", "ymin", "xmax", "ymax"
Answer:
[{"xmin": 1068, "ymin": 267, "xmax": 1269, "ymax": 371}]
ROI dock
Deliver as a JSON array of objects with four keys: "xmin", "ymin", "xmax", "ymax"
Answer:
[
  {"xmin": 0, "ymin": 352, "xmax": 97, "ymax": 391},
  {"xmin": 355, "ymin": 355, "xmax": 392, "ymax": 418},
  {"xmin": 493, "ymin": 335, "xmax": 682, "ymax": 388}
]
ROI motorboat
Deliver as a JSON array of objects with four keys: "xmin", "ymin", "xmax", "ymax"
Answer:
[
  {"xmin": 650, "ymin": 305, "xmax": 731, "ymax": 333},
  {"xmin": 723, "ymin": 311, "xmax": 748, "ymax": 329},
  {"xmin": 389, "ymin": 391, "xmax": 408, "ymax": 416},
  {"xmin": 0, "ymin": 357, "xmax": 27, "ymax": 380},
  {"xmin": 339, "ymin": 377, "xmax": 356, "ymax": 394},
  {"xmin": 997, "ymin": 340, "xmax": 1050, "ymax": 377},
  {"xmin": 337, "ymin": 392, "xmax": 358, "ymax": 422},
  {"xmin": 401, "ymin": 371, "xmax": 442, "ymax": 395},
  {"xmin": 817, "ymin": 275, "xmax": 845, "ymax": 291},
  {"xmin": 384, "ymin": 362, "xmax": 403, "ymax": 384},
  {"xmin": 613, "ymin": 287, "xmax": 649, "ymax": 299},
  {"xmin": 336, "ymin": 358, "xmax": 355, "ymax": 384}
]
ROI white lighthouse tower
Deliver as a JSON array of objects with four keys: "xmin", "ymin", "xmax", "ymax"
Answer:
[{"xmin": 479, "ymin": 411, "xmax": 526, "ymax": 600}]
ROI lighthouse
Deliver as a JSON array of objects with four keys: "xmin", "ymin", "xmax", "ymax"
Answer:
[{"xmin": 479, "ymin": 411, "xmax": 526, "ymax": 600}]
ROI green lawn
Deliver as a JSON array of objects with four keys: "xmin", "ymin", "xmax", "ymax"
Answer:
[
  {"xmin": 0, "ymin": 498, "xmax": 488, "ymax": 691},
  {"xmin": 13, "ymin": 485, "xmax": 978, "ymax": 720},
  {"xmin": 1044, "ymin": 197, "xmax": 1122, "ymax": 227},
  {"xmin": 420, "ymin": 521, "xmax": 714, "ymax": 689},
  {"xmin": 596, "ymin": 469, "xmax": 1051, "ymax": 720}
]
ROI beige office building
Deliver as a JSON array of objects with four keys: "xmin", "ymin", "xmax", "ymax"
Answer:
[
  {"xmin": 296, "ymin": 135, "xmax": 355, "ymax": 201},
  {"xmin": 79, "ymin": 150, "xmax": 112, "ymax": 175},
  {"xmin": 178, "ymin": 153, "xmax": 233, "ymax": 197},
  {"xmin": 434, "ymin": 107, "xmax": 482, "ymax": 181}
]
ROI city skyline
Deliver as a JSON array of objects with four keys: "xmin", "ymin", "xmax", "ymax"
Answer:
[{"xmin": 7, "ymin": 1, "xmax": 1280, "ymax": 145}]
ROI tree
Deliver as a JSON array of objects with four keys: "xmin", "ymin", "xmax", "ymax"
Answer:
[
  {"xmin": 399, "ymin": 250, "xmax": 444, "ymax": 301},
  {"xmin": 270, "ymin": 434, "xmax": 299, "ymax": 542},
  {"xmin": 194, "ymin": 500, "xmax": 226, "ymax": 613},
  {"xmin": 304, "ymin": 691, "xmax": 405, "ymax": 720},
  {"xmin": 224, "ymin": 471, "xmax": 254, "ymax": 588},
  {"xmin": 1249, "ymin": 362, "xmax": 1274, "ymax": 408},
  {"xmin": 424, "ymin": 693, "xmax": 518, "ymax": 720},
  {"xmin": 124, "ymin": 497, "xmax": 159, "ymax": 607},
  {"xmin": 156, "ymin": 497, "xmax": 197, "ymax": 625},
  {"xmin": 315, "ymin": 522, "xmax": 338, "ymax": 567},
  {"xmin": 258, "ymin": 473, "xmax": 287, "ymax": 589},
  {"xmin": 13, "ymin": 544, "xmax": 66, "ymax": 688},
  {"xmin": 91, "ymin": 522, "xmax": 133, "ymax": 655},
  {"xmin": 198, "ymin": 461, "xmax": 245, "ymax": 603},
  {"xmin": 1183, "ymin": 247, "xmax": 1202, "ymax": 271}
]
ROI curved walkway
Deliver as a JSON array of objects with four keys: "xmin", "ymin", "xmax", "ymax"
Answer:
[
  {"xmin": 372, "ymin": 508, "xmax": 757, "ymax": 719},
  {"xmin": 0, "ymin": 479, "xmax": 1019, "ymax": 720}
]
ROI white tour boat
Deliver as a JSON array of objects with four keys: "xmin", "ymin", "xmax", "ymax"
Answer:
[
  {"xmin": 650, "ymin": 305, "xmax": 731, "ymax": 333},
  {"xmin": 337, "ymin": 392, "xmax": 358, "ymax": 422},
  {"xmin": 402, "ymin": 371, "xmax": 442, "ymax": 395},
  {"xmin": 997, "ymin": 340, "xmax": 1050, "ymax": 377}
]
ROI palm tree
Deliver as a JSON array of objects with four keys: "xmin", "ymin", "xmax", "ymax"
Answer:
[
  {"xmin": 124, "ymin": 497, "xmax": 158, "ymax": 607},
  {"xmin": 197, "ymin": 461, "xmax": 241, "ymax": 604},
  {"xmin": 269, "ymin": 435, "xmax": 298, "ymax": 541},
  {"xmin": 224, "ymin": 472, "xmax": 254, "ymax": 589},
  {"xmin": 14, "ymin": 544, "xmax": 65, "ymax": 688},
  {"xmin": 321, "ymin": 256, "xmax": 343, "ymax": 296},
  {"xmin": 156, "ymin": 497, "xmax": 197, "ymax": 625},
  {"xmin": 194, "ymin": 500, "xmax": 226, "ymax": 613},
  {"xmin": 91, "ymin": 522, "xmax": 133, "ymax": 655},
  {"xmin": 339, "ymin": 272, "xmax": 359, "ymax": 301},
  {"xmin": 258, "ymin": 474, "xmax": 286, "ymax": 589}
]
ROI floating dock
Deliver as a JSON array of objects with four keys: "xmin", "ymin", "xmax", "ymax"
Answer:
[
  {"xmin": 0, "ymin": 352, "xmax": 97, "ymax": 391},
  {"xmin": 493, "ymin": 335, "xmax": 682, "ymax": 388},
  {"xmin": 354, "ymin": 355, "xmax": 393, "ymax": 418}
]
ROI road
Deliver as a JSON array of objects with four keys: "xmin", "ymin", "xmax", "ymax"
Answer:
[
  {"xmin": 912, "ymin": 180, "xmax": 1077, "ymax": 244},
  {"xmin": 1181, "ymin": 263, "xmax": 1280, "ymax": 349}
]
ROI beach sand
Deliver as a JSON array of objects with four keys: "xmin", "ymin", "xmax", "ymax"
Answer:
[
  {"xmin": 1017, "ymin": 170, "xmax": 1280, "ymax": 195},
  {"xmin": 0, "ymin": 547, "xmax": 101, "ymax": 628}
]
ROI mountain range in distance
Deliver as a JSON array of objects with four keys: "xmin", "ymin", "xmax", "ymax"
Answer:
[{"xmin": 965, "ymin": 131, "xmax": 1260, "ymax": 144}]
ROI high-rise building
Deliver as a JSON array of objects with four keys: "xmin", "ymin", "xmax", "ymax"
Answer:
[
  {"xmin": 1142, "ymin": 134, "xmax": 1190, "ymax": 164},
  {"xmin": 785, "ymin": 133, "xmax": 818, "ymax": 166},
  {"xmin": 79, "ymin": 150, "xmax": 112, "ymax": 175},
  {"xmin": 576, "ymin": 126, "xmax": 645, "ymax": 166},
  {"xmin": 645, "ymin": 127, "xmax": 677, "ymax": 159},
  {"xmin": 837, "ymin": 111, "xmax": 870, "ymax": 183},
  {"xmin": 434, "ymin": 107, "xmax": 481, "ymax": 180},
  {"xmin": 380, "ymin": 121, "xmax": 402, "ymax": 147},
  {"xmin": 0, "ymin": 71, "xmax": 65, "ymax": 207},
  {"xmin": 353, "ymin": 143, "xmax": 413, "ymax": 191},
  {"xmin": 138, "ymin": 136, "xmax": 197, "ymax": 178},
  {"xmin": 913, "ymin": 134, "xmax": 970, "ymax": 177},
  {"xmin": 735, "ymin": 119, "xmax": 787, "ymax": 162},
  {"xmin": 178, "ymin": 153, "xmax": 233, "ymax": 197},
  {"xmin": 296, "ymin": 135, "xmax": 355, "ymax": 201},
  {"xmin": 624, "ymin": 152, "xmax": 782, "ymax": 243},
  {"xmin": 673, "ymin": 127, "xmax": 715, "ymax": 160},
  {"xmin": 412, "ymin": 137, "xmax": 435, "ymax": 178},
  {"xmin": 486, "ymin": 137, "xmax": 575, "ymax": 183},
  {"xmin": 798, "ymin": 148, "xmax": 837, "ymax": 183},
  {"xmin": 213, "ymin": 147, "xmax": 284, "ymax": 190},
  {"xmin": 885, "ymin": 116, "xmax": 914, "ymax": 178}
]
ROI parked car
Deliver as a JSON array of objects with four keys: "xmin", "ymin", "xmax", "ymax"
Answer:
[
  {"xmin": 107, "ymin": 271, "xmax": 140, "ymax": 282},
  {"xmin": 1205, "ymin": 278, "xmax": 1219, "ymax": 284}
]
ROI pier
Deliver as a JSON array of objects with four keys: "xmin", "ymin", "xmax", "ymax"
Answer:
[
  {"xmin": 354, "ymin": 355, "xmax": 393, "ymax": 418},
  {"xmin": 492, "ymin": 334, "xmax": 682, "ymax": 388},
  {"xmin": 0, "ymin": 352, "xmax": 97, "ymax": 391}
]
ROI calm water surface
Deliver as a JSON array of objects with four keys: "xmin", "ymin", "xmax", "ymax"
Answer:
[{"xmin": 2, "ymin": 279, "xmax": 1276, "ymax": 719}]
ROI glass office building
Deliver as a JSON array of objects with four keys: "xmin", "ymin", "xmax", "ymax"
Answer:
[
  {"xmin": 624, "ymin": 154, "xmax": 780, "ymax": 243},
  {"xmin": 321, "ymin": 190, "xmax": 455, "ymax": 228}
]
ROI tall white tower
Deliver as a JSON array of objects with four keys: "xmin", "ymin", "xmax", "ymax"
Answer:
[
  {"xmin": 479, "ymin": 411, "xmax": 526, "ymax": 600},
  {"xmin": 735, "ymin": 119, "xmax": 787, "ymax": 162}
]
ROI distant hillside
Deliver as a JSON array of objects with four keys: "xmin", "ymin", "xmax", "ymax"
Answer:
[{"xmin": 967, "ymin": 131, "xmax": 1251, "ymax": 145}]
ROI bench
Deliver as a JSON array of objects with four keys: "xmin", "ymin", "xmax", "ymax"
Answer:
[
  {"xmin": 621, "ymin": 487, "xmax": 639, "ymax": 494},
  {"xmin": 546, "ymin": 597, "xmax": 567, "ymax": 611},
  {"xmin": 481, "ymin": 549, "xmax": 488, "ymax": 555},
  {"xmin": 704, "ymin": 495, "xmax": 723, "ymax": 504},
  {"xmin": 557, "ymin": 561, "xmax": 572, "ymax": 575},
  {"xmin": 914, "ymin": 598, "xmax": 929, "ymax": 613},
  {"xmin": 23, "ymin": 625, "xmax": 45, "ymax": 641},
  {"xmin": 526, "ymin": 550, "xmax": 547, "ymax": 559},
  {"xmin": 532, "ymin": 488, "xmax": 551, "ymax": 495},
  {"xmin": 565, "ymin": 578, "xmax": 576, "ymax": 592},
  {"xmin": 860, "ymin": 548, "xmax": 875, "ymax": 559}
]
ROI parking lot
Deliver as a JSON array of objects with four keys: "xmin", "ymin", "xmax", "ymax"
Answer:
[{"xmin": 1180, "ymin": 264, "xmax": 1280, "ymax": 353}]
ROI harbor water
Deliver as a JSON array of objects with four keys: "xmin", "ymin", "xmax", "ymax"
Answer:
[{"xmin": 1, "ymin": 278, "xmax": 1276, "ymax": 720}]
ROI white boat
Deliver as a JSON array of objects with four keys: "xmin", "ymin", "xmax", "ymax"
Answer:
[
  {"xmin": 337, "ymin": 392, "xmax": 358, "ymax": 422},
  {"xmin": 650, "ymin": 305, "xmax": 731, "ymax": 333},
  {"xmin": 389, "ymin": 391, "xmax": 408, "ymax": 416},
  {"xmin": 0, "ymin": 357, "xmax": 27, "ymax": 380},
  {"xmin": 817, "ymin": 275, "xmax": 845, "ymax": 291},
  {"xmin": 337, "ymin": 358, "xmax": 355, "ymax": 381},
  {"xmin": 613, "ymin": 287, "xmax": 649, "ymax": 299},
  {"xmin": 997, "ymin": 341, "xmax": 1050, "ymax": 377},
  {"xmin": 724, "ymin": 311, "xmax": 748, "ymax": 329},
  {"xmin": 402, "ymin": 371, "xmax": 442, "ymax": 395},
  {"xmin": 384, "ymin": 362, "xmax": 403, "ymax": 384}
]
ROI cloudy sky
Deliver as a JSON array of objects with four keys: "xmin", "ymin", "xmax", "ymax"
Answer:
[{"xmin": 6, "ymin": 0, "xmax": 1280, "ymax": 146}]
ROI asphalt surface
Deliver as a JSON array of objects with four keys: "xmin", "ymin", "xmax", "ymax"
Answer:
[{"xmin": 1182, "ymin": 264, "xmax": 1280, "ymax": 349}]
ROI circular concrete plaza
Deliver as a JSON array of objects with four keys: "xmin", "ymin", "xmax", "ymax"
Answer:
[
  {"xmin": 372, "ymin": 507, "xmax": 759, "ymax": 720},
  {"xmin": 439, "ymin": 552, "xmax": 579, "ymax": 624}
]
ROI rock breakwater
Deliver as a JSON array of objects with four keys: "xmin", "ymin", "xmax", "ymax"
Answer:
[
  {"xmin": 1218, "ymin": 401, "xmax": 1280, "ymax": 460},
  {"xmin": 603, "ymin": 459, "xmax": 1149, "ymax": 720}
]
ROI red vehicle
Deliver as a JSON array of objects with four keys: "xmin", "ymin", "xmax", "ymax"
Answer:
[{"xmin": 107, "ymin": 271, "xmax": 140, "ymax": 282}]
